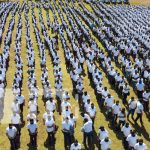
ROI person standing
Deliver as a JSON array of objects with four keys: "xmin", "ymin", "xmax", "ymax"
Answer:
[
  {"xmin": 45, "ymin": 116, "xmax": 55, "ymax": 145},
  {"xmin": 6, "ymin": 124, "xmax": 17, "ymax": 150},
  {"xmin": 127, "ymin": 97, "xmax": 137, "ymax": 120},
  {"xmin": 121, "ymin": 122, "xmax": 132, "ymax": 148},
  {"xmin": 126, "ymin": 130, "xmax": 138, "ymax": 149},
  {"xmin": 136, "ymin": 80, "xmax": 145, "ymax": 99},
  {"xmin": 135, "ymin": 100, "xmax": 144, "ymax": 126},
  {"xmin": 112, "ymin": 101, "xmax": 121, "ymax": 125},
  {"xmin": 81, "ymin": 118, "xmax": 93, "ymax": 147},
  {"xmin": 27, "ymin": 119, "xmax": 38, "ymax": 147},
  {"xmin": 62, "ymin": 117, "xmax": 73, "ymax": 149},
  {"xmin": 142, "ymin": 89, "xmax": 150, "ymax": 112}
]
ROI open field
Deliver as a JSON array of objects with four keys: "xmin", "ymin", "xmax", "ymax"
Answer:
[{"xmin": 0, "ymin": 1, "xmax": 149, "ymax": 150}]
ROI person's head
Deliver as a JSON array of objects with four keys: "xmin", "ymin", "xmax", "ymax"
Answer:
[
  {"xmin": 131, "ymin": 97, "xmax": 134, "ymax": 101},
  {"xmin": 99, "ymin": 126, "xmax": 105, "ymax": 131},
  {"xmin": 91, "ymin": 103, "xmax": 94, "ymax": 109},
  {"xmin": 84, "ymin": 118, "xmax": 88, "ymax": 123},
  {"xmin": 80, "ymin": 112, "xmax": 84, "ymax": 117},
  {"xmin": 87, "ymin": 99, "xmax": 90, "ymax": 104},
  {"xmin": 104, "ymin": 137, "xmax": 109, "ymax": 142},
  {"xmin": 50, "ymin": 97, "xmax": 53, "ymax": 102},
  {"xmin": 65, "ymin": 106, "xmax": 69, "ymax": 111},
  {"xmin": 9, "ymin": 124, "xmax": 13, "ymax": 129},
  {"xmin": 125, "ymin": 122, "xmax": 129, "ymax": 128},
  {"xmin": 108, "ymin": 94, "xmax": 111, "ymax": 98},
  {"xmin": 65, "ymin": 117, "xmax": 69, "ymax": 123},
  {"xmin": 138, "ymin": 139, "xmax": 143, "ymax": 145},
  {"xmin": 131, "ymin": 130, "xmax": 135, "ymax": 137},
  {"xmin": 116, "ymin": 100, "xmax": 119, "ymax": 105},
  {"xmin": 30, "ymin": 119, "xmax": 34, "ymax": 124},
  {"xmin": 74, "ymin": 140, "xmax": 78, "ymax": 147},
  {"xmin": 70, "ymin": 113, "xmax": 73, "ymax": 118},
  {"xmin": 121, "ymin": 108, "xmax": 125, "ymax": 113}
]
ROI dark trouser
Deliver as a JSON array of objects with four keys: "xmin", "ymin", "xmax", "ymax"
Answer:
[
  {"xmin": 20, "ymin": 103, "xmax": 24, "ymax": 114},
  {"xmin": 112, "ymin": 114, "xmax": 118, "ymax": 125},
  {"xmin": 127, "ymin": 109, "xmax": 135, "ymax": 120},
  {"xmin": 123, "ymin": 93, "xmax": 128, "ymax": 104},
  {"xmin": 63, "ymin": 132, "xmax": 71, "ymax": 148},
  {"xmin": 143, "ymin": 101, "xmax": 149, "ymax": 112},
  {"xmin": 83, "ymin": 132, "xmax": 93, "ymax": 146},
  {"xmin": 137, "ymin": 90, "xmax": 143, "ymax": 99},
  {"xmin": 9, "ymin": 138, "xmax": 17, "ymax": 150},
  {"xmin": 123, "ymin": 136, "xmax": 128, "ymax": 149},
  {"xmin": 135, "ymin": 113, "xmax": 143, "ymax": 124},
  {"xmin": 47, "ymin": 132, "xmax": 54, "ymax": 144},
  {"xmin": 13, "ymin": 124, "xmax": 21, "ymax": 135},
  {"xmin": 118, "ymin": 120, "xmax": 125, "ymax": 130},
  {"xmin": 29, "ymin": 133, "xmax": 37, "ymax": 146}
]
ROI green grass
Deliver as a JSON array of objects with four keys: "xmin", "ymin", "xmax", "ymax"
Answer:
[{"xmin": 0, "ymin": 1, "xmax": 149, "ymax": 150}]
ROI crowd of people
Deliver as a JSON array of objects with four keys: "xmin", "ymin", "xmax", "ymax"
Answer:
[{"xmin": 0, "ymin": 0, "xmax": 149, "ymax": 150}]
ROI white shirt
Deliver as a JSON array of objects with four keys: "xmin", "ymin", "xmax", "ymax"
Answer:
[
  {"xmin": 27, "ymin": 123, "xmax": 38, "ymax": 133},
  {"xmin": 105, "ymin": 96, "xmax": 114, "ymax": 107},
  {"xmin": 112, "ymin": 104, "xmax": 121, "ymax": 115},
  {"xmin": 11, "ymin": 102, "xmax": 20, "ymax": 113},
  {"xmin": 46, "ymin": 100, "xmax": 56, "ymax": 112},
  {"xmin": 128, "ymin": 99, "xmax": 137, "ymax": 109},
  {"xmin": 43, "ymin": 112, "xmax": 54, "ymax": 120},
  {"xmin": 81, "ymin": 121, "xmax": 93, "ymax": 133},
  {"xmin": 62, "ymin": 120, "xmax": 72, "ymax": 131},
  {"xmin": 6, "ymin": 126, "xmax": 17, "ymax": 138},
  {"xmin": 16, "ymin": 95, "xmax": 24, "ymax": 104},
  {"xmin": 98, "ymin": 129, "xmax": 109, "ymax": 140},
  {"xmin": 70, "ymin": 143, "xmax": 81, "ymax": 150},
  {"xmin": 136, "ymin": 102, "xmax": 143, "ymax": 114},
  {"xmin": 28, "ymin": 100, "xmax": 37, "ymax": 112},
  {"xmin": 45, "ymin": 119, "xmax": 55, "ymax": 132},
  {"xmin": 100, "ymin": 139, "xmax": 111, "ymax": 150},
  {"xmin": 134, "ymin": 143, "xmax": 147, "ymax": 150},
  {"xmin": 11, "ymin": 114, "xmax": 20, "ymax": 124},
  {"xmin": 88, "ymin": 107, "xmax": 96, "ymax": 118},
  {"xmin": 126, "ymin": 134, "xmax": 138, "ymax": 147},
  {"xmin": 121, "ymin": 125, "xmax": 132, "ymax": 137}
]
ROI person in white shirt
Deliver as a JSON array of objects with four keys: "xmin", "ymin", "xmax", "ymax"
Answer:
[
  {"xmin": 45, "ymin": 97, "xmax": 56, "ymax": 113},
  {"xmin": 135, "ymin": 100, "xmax": 144, "ymax": 125},
  {"xmin": 11, "ymin": 99, "xmax": 20, "ymax": 114},
  {"xmin": 87, "ymin": 103, "xmax": 96, "ymax": 125},
  {"xmin": 11, "ymin": 112, "xmax": 21, "ymax": 135},
  {"xmin": 100, "ymin": 137, "xmax": 111, "ymax": 150},
  {"xmin": 62, "ymin": 106, "xmax": 72, "ymax": 119},
  {"xmin": 127, "ymin": 97, "xmax": 137, "ymax": 120},
  {"xmin": 6, "ymin": 124, "xmax": 17, "ymax": 150},
  {"xmin": 69, "ymin": 113, "xmax": 77, "ymax": 128},
  {"xmin": 45, "ymin": 115, "xmax": 55, "ymax": 145},
  {"xmin": 81, "ymin": 118, "xmax": 93, "ymax": 147},
  {"xmin": 112, "ymin": 101, "xmax": 121, "ymax": 124},
  {"xmin": 43, "ymin": 110, "xmax": 54, "ymax": 124},
  {"xmin": 126, "ymin": 130, "xmax": 138, "ymax": 149},
  {"xmin": 62, "ymin": 117, "xmax": 73, "ymax": 149},
  {"xmin": 28, "ymin": 98, "xmax": 37, "ymax": 114},
  {"xmin": 136, "ymin": 80, "xmax": 145, "ymax": 99},
  {"xmin": 27, "ymin": 119, "xmax": 38, "ymax": 147},
  {"xmin": 84, "ymin": 99, "xmax": 91, "ymax": 113},
  {"xmin": 98, "ymin": 126, "xmax": 109, "ymax": 149},
  {"xmin": 142, "ymin": 89, "xmax": 150, "ymax": 112},
  {"xmin": 134, "ymin": 139, "xmax": 147, "ymax": 150},
  {"xmin": 104, "ymin": 94, "xmax": 114, "ymax": 117},
  {"xmin": 16, "ymin": 93, "xmax": 25, "ymax": 114},
  {"xmin": 118, "ymin": 108, "xmax": 126, "ymax": 130},
  {"xmin": 70, "ymin": 139, "xmax": 81, "ymax": 150},
  {"xmin": 121, "ymin": 122, "xmax": 132, "ymax": 148}
]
